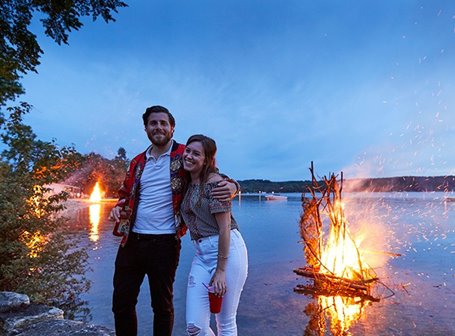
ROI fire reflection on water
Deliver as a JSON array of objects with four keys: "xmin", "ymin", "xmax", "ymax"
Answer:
[
  {"xmin": 320, "ymin": 296, "xmax": 366, "ymax": 335},
  {"xmin": 304, "ymin": 296, "xmax": 369, "ymax": 336},
  {"xmin": 88, "ymin": 182, "xmax": 103, "ymax": 242},
  {"xmin": 89, "ymin": 204, "xmax": 101, "ymax": 242}
]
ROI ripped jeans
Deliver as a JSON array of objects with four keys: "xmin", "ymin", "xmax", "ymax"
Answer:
[{"xmin": 186, "ymin": 229, "xmax": 248, "ymax": 336}]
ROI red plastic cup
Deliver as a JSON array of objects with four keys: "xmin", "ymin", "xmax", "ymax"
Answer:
[{"xmin": 208, "ymin": 291, "xmax": 223, "ymax": 314}]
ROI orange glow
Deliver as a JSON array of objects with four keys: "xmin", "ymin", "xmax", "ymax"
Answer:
[
  {"xmin": 89, "ymin": 204, "xmax": 101, "ymax": 242},
  {"xmin": 299, "ymin": 168, "xmax": 384, "ymax": 335},
  {"xmin": 320, "ymin": 201, "xmax": 369, "ymax": 279},
  {"xmin": 89, "ymin": 182, "xmax": 103, "ymax": 203},
  {"xmin": 21, "ymin": 230, "xmax": 46, "ymax": 258},
  {"xmin": 28, "ymin": 185, "xmax": 46, "ymax": 218},
  {"xmin": 317, "ymin": 200, "xmax": 374, "ymax": 333},
  {"xmin": 318, "ymin": 296, "xmax": 366, "ymax": 334}
]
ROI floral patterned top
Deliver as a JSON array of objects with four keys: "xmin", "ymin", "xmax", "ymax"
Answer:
[{"xmin": 181, "ymin": 182, "xmax": 239, "ymax": 240}]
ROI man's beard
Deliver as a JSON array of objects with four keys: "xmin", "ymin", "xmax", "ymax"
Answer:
[{"xmin": 149, "ymin": 132, "xmax": 172, "ymax": 146}]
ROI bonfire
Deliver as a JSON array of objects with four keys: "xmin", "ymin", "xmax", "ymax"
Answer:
[
  {"xmin": 89, "ymin": 181, "xmax": 103, "ymax": 203},
  {"xmin": 294, "ymin": 163, "xmax": 380, "ymax": 302}
]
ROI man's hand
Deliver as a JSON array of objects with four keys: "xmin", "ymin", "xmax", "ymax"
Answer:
[
  {"xmin": 109, "ymin": 206, "xmax": 122, "ymax": 222},
  {"xmin": 211, "ymin": 180, "xmax": 237, "ymax": 201}
]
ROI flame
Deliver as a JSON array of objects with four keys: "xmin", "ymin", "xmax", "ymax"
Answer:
[
  {"xmin": 320, "ymin": 201, "xmax": 370, "ymax": 280},
  {"xmin": 89, "ymin": 182, "xmax": 103, "ymax": 203},
  {"xmin": 89, "ymin": 204, "xmax": 101, "ymax": 242},
  {"xmin": 317, "ymin": 200, "xmax": 373, "ymax": 333},
  {"xmin": 299, "ymin": 168, "xmax": 385, "ymax": 335}
]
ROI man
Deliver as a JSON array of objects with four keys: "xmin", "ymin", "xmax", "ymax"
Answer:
[{"xmin": 109, "ymin": 105, "xmax": 238, "ymax": 336}]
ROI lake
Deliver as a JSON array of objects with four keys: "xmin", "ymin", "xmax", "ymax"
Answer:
[{"xmin": 69, "ymin": 192, "xmax": 455, "ymax": 335}]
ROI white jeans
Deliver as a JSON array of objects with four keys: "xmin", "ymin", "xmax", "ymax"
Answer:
[{"xmin": 186, "ymin": 229, "xmax": 248, "ymax": 336}]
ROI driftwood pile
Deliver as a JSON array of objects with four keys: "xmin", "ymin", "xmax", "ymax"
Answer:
[{"xmin": 294, "ymin": 163, "xmax": 380, "ymax": 302}]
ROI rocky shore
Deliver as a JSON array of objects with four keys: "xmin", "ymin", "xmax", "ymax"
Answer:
[{"xmin": 0, "ymin": 292, "xmax": 114, "ymax": 336}]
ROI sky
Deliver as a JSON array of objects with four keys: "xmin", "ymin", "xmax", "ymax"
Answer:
[{"xmin": 21, "ymin": 0, "xmax": 455, "ymax": 181}]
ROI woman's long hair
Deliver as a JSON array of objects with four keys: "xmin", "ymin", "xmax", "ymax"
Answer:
[{"xmin": 186, "ymin": 134, "xmax": 218, "ymax": 204}]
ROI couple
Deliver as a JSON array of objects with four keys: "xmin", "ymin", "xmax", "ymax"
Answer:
[{"xmin": 109, "ymin": 105, "xmax": 248, "ymax": 336}]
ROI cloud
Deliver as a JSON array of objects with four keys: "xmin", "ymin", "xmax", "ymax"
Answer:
[{"xmin": 20, "ymin": 1, "xmax": 455, "ymax": 180}]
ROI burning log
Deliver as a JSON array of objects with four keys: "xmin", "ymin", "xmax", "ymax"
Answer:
[
  {"xmin": 294, "ymin": 284, "xmax": 380, "ymax": 303},
  {"xmin": 294, "ymin": 267, "xmax": 379, "ymax": 287},
  {"xmin": 295, "ymin": 162, "xmax": 380, "ymax": 301}
]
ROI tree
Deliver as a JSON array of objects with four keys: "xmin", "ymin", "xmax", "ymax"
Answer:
[
  {"xmin": 0, "ymin": 0, "xmax": 127, "ymax": 312},
  {"xmin": 0, "ymin": 103, "xmax": 89, "ymax": 306},
  {"xmin": 0, "ymin": 0, "xmax": 127, "ymax": 107},
  {"xmin": 115, "ymin": 147, "xmax": 127, "ymax": 162}
]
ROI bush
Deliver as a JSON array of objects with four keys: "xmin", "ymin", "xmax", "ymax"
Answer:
[{"xmin": 0, "ymin": 103, "xmax": 90, "ymax": 308}]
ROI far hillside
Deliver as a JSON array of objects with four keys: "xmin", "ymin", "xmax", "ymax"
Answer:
[{"xmin": 238, "ymin": 176, "xmax": 455, "ymax": 193}]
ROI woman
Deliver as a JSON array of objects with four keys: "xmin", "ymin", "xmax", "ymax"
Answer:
[{"xmin": 181, "ymin": 134, "xmax": 248, "ymax": 336}]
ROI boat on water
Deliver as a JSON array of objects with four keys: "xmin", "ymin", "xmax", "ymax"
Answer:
[{"xmin": 265, "ymin": 193, "xmax": 288, "ymax": 201}]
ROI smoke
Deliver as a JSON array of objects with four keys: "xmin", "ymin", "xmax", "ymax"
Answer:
[{"xmin": 343, "ymin": 195, "xmax": 397, "ymax": 273}]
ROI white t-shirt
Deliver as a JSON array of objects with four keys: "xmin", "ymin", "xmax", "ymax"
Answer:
[{"xmin": 133, "ymin": 143, "xmax": 175, "ymax": 234}]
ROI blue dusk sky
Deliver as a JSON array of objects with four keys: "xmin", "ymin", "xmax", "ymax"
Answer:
[{"xmin": 21, "ymin": 0, "xmax": 455, "ymax": 181}]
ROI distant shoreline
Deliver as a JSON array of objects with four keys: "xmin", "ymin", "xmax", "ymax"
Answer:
[{"xmin": 238, "ymin": 176, "xmax": 455, "ymax": 193}]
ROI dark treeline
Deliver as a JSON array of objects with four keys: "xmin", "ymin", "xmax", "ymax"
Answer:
[
  {"xmin": 238, "ymin": 176, "xmax": 455, "ymax": 193},
  {"xmin": 238, "ymin": 179, "xmax": 312, "ymax": 193},
  {"xmin": 343, "ymin": 176, "xmax": 455, "ymax": 192}
]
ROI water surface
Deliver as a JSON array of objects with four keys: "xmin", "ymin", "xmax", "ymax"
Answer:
[{"xmin": 70, "ymin": 192, "xmax": 455, "ymax": 335}]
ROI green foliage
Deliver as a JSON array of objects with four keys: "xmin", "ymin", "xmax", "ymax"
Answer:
[
  {"xmin": 0, "ymin": 0, "xmax": 127, "ymax": 311},
  {"xmin": 0, "ymin": 0, "xmax": 127, "ymax": 107},
  {"xmin": 0, "ymin": 103, "xmax": 90, "ymax": 306}
]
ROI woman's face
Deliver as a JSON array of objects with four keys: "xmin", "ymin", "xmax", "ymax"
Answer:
[{"xmin": 183, "ymin": 141, "xmax": 206, "ymax": 175}]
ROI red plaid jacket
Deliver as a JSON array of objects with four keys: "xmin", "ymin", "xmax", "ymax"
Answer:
[{"xmin": 113, "ymin": 141, "xmax": 188, "ymax": 246}]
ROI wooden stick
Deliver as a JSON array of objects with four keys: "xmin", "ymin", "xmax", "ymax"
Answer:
[
  {"xmin": 294, "ymin": 267, "xmax": 379, "ymax": 286},
  {"xmin": 294, "ymin": 284, "xmax": 381, "ymax": 302}
]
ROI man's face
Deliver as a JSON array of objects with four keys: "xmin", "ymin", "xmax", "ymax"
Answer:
[{"xmin": 145, "ymin": 112, "xmax": 174, "ymax": 147}]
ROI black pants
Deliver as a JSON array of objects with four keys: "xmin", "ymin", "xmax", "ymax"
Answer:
[{"xmin": 112, "ymin": 233, "xmax": 181, "ymax": 336}]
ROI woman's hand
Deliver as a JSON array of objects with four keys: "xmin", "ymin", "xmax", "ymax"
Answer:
[{"xmin": 210, "ymin": 269, "xmax": 227, "ymax": 296}]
